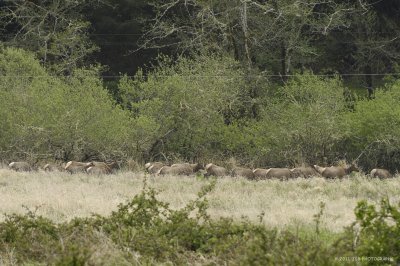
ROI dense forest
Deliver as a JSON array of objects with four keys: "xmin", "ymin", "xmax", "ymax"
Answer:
[{"xmin": 1, "ymin": 0, "xmax": 400, "ymax": 171}]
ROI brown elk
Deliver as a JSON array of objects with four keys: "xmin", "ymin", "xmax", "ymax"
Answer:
[
  {"xmin": 205, "ymin": 163, "xmax": 227, "ymax": 177},
  {"xmin": 158, "ymin": 164, "xmax": 195, "ymax": 176},
  {"xmin": 253, "ymin": 168, "xmax": 293, "ymax": 179},
  {"xmin": 90, "ymin": 161, "xmax": 119, "ymax": 173},
  {"xmin": 231, "ymin": 167, "xmax": 255, "ymax": 179},
  {"xmin": 43, "ymin": 163, "xmax": 65, "ymax": 172},
  {"xmin": 313, "ymin": 163, "xmax": 359, "ymax": 179},
  {"xmin": 158, "ymin": 163, "xmax": 203, "ymax": 176},
  {"xmin": 65, "ymin": 161, "xmax": 94, "ymax": 174},
  {"xmin": 8, "ymin": 161, "xmax": 32, "ymax": 172},
  {"xmin": 370, "ymin": 168, "xmax": 392, "ymax": 179},
  {"xmin": 290, "ymin": 167, "xmax": 319, "ymax": 178},
  {"xmin": 86, "ymin": 165, "xmax": 111, "ymax": 175},
  {"xmin": 253, "ymin": 168, "xmax": 270, "ymax": 179},
  {"xmin": 145, "ymin": 162, "xmax": 165, "ymax": 174},
  {"xmin": 171, "ymin": 163, "xmax": 203, "ymax": 171},
  {"xmin": 265, "ymin": 168, "xmax": 294, "ymax": 180}
]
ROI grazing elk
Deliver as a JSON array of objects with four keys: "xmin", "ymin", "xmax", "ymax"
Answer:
[
  {"xmin": 158, "ymin": 163, "xmax": 203, "ymax": 176},
  {"xmin": 313, "ymin": 163, "xmax": 359, "ymax": 179},
  {"xmin": 158, "ymin": 165, "xmax": 190, "ymax": 176},
  {"xmin": 290, "ymin": 167, "xmax": 319, "ymax": 178},
  {"xmin": 253, "ymin": 168, "xmax": 270, "ymax": 179},
  {"xmin": 8, "ymin": 161, "xmax": 32, "ymax": 172},
  {"xmin": 65, "ymin": 161, "xmax": 94, "ymax": 174},
  {"xmin": 253, "ymin": 168, "xmax": 293, "ymax": 180},
  {"xmin": 86, "ymin": 165, "xmax": 111, "ymax": 175},
  {"xmin": 231, "ymin": 167, "xmax": 255, "ymax": 179},
  {"xmin": 91, "ymin": 161, "xmax": 119, "ymax": 173},
  {"xmin": 145, "ymin": 162, "xmax": 165, "ymax": 174},
  {"xmin": 204, "ymin": 163, "xmax": 227, "ymax": 177},
  {"xmin": 85, "ymin": 161, "xmax": 119, "ymax": 175},
  {"xmin": 370, "ymin": 168, "xmax": 392, "ymax": 179},
  {"xmin": 265, "ymin": 168, "xmax": 294, "ymax": 180},
  {"xmin": 43, "ymin": 163, "xmax": 65, "ymax": 172}
]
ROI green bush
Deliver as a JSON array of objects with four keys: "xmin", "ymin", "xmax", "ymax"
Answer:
[
  {"xmin": 333, "ymin": 199, "xmax": 399, "ymax": 265},
  {"xmin": 354, "ymin": 199, "xmax": 399, "ymax": 263},
  {"xmin": 0, "ymin": 47, "xmax": 134, "ymax": 161},
  {"xmin": 248, "ymin": 74, "xmax": 348, "ymax": 166},
  {"xmin": 118, "ymin": 54, "xmax": 263, "ymax": 162},
  {"xmin": 343, "ymin": 80, "xmax": 400, "ymax": 171}
]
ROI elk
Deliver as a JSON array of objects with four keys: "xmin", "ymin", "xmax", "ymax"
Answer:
[
  {"xmin": 65, "ymin": 161, "xmax": 94, "ymax": 174},
  {"xmin": 171, "ymin": 163, "xmax": 203, "ymax": 171},
  {"xmin": 231, "ymin": 167, "xmax": 255, "ymax": 179},
  {"xmin": 43, "ymin": 163, "xmax": 65, "ymax": 172},
  {"xmin": 158, "ymin": 165, "xmax": 189, "ymax": 176},
  {"xmin": 290, "ymin": 167, "xmax": 319, "ymax": 178},
  {"xmin": 158, "ymin": 163, "xmax": 203, "ymax": 176},
  {"xmin": 370, "ymin": 168, "xmax": 392, "ymax": 179},
  {"xmin": 253, "ymin": 168, "xmax": 270, "ymax": 179},
  {"xmin": 8, "ymin": 161, "xmax": 32, "ymax": 172},
  {"xmin": 253, "ymin": 168, "xmax": 293, "ymax": 180},
  {"xmin": 86, "ymin": 165, "xmax": 111, "ymax": 175},
  {"xmin": 91, "ymin": 161, "xmax": 118, "ymax": 173},
  {"xmin": 265, "ymin": 168, "xmax": 294, "ymax": 180},
  {"xmin": 145, "ymin": 162, "xmax": 165, "ymax": 174},
  {"xmin": 204, "ymin": 163, "xmax": 227, "ymax": 177},
  {"xmin": 313, "ymin": 164, "xmax": 359, "ymax": 179}
]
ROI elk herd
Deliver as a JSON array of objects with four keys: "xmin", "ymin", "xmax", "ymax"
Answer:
[
  {"xmin": 4, "ymin": 160, "xmax": 396, "ymax": 180},
  {"xmin": 7, "ymin": 160, "xmax": 119, "ymax": 175},
  {"xmin": 145, "ymin": 161, "xmax": 395, "ymax": 180}
]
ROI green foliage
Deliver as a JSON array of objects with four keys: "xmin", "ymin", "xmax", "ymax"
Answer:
[
  {"xmin": 353, "ymin": 199, "xmax": 400, "ymax": 261},
  {"xmin": 0, "ymin": 207, "xmax": 59, "ymax": 262},
  {"xmin": 335, "ymin": 199, "xmax": 400, "ymax": 265},
  {"xmin": 248, "ymin": 74, "xmax": 347, "ymax": 166},
  {"xmin": 0, "ymin": 47, "xmax": 133, "ymax": 161},
  {"xmin": 119, "ymin": 54, "xmax": 261, "ymax": 161},
  {"xmin": 343, "ymin": 80, "xmax": 400, "ymax": 171}
]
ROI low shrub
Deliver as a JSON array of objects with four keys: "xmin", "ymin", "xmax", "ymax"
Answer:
[{"xmin": 0, "ymin": 181, "xmax": 398, "ymax": 264}]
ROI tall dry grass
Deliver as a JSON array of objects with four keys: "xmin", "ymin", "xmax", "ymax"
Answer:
[{"xmin": 0, "ymin": 168, "xmax": 399, "ymax": 232}]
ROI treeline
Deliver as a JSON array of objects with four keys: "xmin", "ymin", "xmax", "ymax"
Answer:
[
  {"xmin": 1, "ymin": 0, "xmax": 400, "ymax": 88},
  {"xmin": 2, "ymin": 47, "xmax": 400, "ymax": 171},
  {"xmin": 1, "ymin": 1, "xmax": 400, "ymax": 170}
]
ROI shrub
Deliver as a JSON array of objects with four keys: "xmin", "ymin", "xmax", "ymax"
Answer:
[
  {"xmin": 0, "ymin": 180, "xmax": 351, "ymax": 265},
  {"xmin": 0, "ymin": 208, "xmax": 59, "ymax": 262},
  {"xmin": 248, "ymin": 73, "xmax": 347, "ymax": 166},
  {"xmin": 354, "ymin": 199, "xmax": 399, "ymax": 263},
  {"xmin": 118, "ymin": 54, "xmax": 263, "ymax": 161},
  {"xmin": 0, "ymin": 47, "xmax": 134, "ymax": 161},
  {"xmin": 343, "ymin": 80, "xmax": 400, "ymax": 171}
]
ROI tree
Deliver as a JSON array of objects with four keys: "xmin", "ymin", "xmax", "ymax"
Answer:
[
  {"xmin": 88, "ymin": 0, "xmax": 159, "ymax": 76},
  {"xmin": 0, "ymin": 0, "xmax": 100, "ymax": 74},
  {"xmin": 332, "ymin": 0, "xmax": 400, "ymax": 98},
  {"xmin": 137, "ymin": 0, "xmax": 354, "ymax": 76}
]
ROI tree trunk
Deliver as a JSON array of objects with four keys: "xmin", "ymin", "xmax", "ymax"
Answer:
[
  {"xmin": 365, "ymin": 65, "xmax": 373, "ymax": 99},
  {"xmin": 241, "ymin": 1, "xmax": 252, "ymax": 70}
]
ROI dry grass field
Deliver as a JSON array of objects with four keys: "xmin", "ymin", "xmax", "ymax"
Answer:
[{"xmin": 0, "ymin": 167, "xmax": 399, "ymax": 233}]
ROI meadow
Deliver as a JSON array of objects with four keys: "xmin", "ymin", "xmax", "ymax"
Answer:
[
  {"xmin": 1, "ymin": 168, "xmax": 399, "ymax": 232},
  {"xmin": 1, "ymin": 167, "xmax": 399, "ymax": 264}
]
